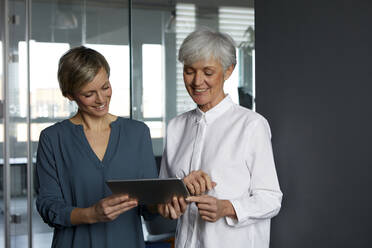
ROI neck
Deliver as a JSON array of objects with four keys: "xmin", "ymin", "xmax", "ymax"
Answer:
[
  {"xmin": 71, "ymin": 111, "xmax": 113, "ymax": 131},
  {"xmin": 199, "ymin": 92, "xmax": 226, "ymax": 112}
]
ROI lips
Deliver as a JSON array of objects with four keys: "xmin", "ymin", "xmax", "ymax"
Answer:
[{"xmin": 94, "ymin": 103, "xmax": 106, "ymax": 111}]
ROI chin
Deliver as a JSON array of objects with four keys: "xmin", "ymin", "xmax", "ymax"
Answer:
[
  {"xmin": 96, "ymin": 109, "xmax": 109, "ymax": 116},
  {"xmin": 86, "ymin": 108, "xmax": 109, "ymax": 118},
  {"xmin": 191, "ymin": 95, "xmax": 209, "ymax": 105},
  {"xmin": 195, "ymin": 101, "xmax": 211, "ymax": 109}
]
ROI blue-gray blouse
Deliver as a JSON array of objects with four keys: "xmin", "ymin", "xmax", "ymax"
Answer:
[{"xmin": 36, "ymin": 117, "xmax": 158, "ymax": 248}]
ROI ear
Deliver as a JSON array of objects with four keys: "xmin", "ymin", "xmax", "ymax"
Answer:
[{"xmin": 224, "ymin": 64, "xmax": 235, "ymax": 81}]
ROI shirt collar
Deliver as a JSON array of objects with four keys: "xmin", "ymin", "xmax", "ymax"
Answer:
[{"xmin": 194, "ymin": 95, "xmax": 234, "ymax": 125}]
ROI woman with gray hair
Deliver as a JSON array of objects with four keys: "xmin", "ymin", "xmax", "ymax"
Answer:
[
  {"xmin": 159, "ymin": 29, "xmax": 283, "ymax": 247},
  {"xmin": 36, "ymin": 46, "xmax": 158, "ymax": 247}
]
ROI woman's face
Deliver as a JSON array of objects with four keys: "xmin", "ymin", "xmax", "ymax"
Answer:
[
  {"xmin": 69, "ymin": 68, "xmax": 112, "ymax": 118},
  {"xmin": 183, "ymin": 58, "xmax": 234, "ymax": 112}
]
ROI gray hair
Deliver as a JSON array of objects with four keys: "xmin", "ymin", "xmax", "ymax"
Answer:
[
  {"xmin": 58, "ymin": 46, "xmax": 110, "ymax": 97},
  {"xmin": 178, "ymin": 29, "xmax": 236, "ymax": 71}
]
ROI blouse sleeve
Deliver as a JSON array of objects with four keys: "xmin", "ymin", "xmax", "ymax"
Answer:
[
  {"xmin": 225, "ymin": 118, "xmax": 283, "ymax": 227},
  {"xmin": 35, "ymin": 131, "xmax": 74, "ymax": 228}
]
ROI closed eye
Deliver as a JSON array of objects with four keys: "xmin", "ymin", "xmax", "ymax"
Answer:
[{"xmin": 83, "ymin": 93, "xmax": 93, "ymax": 98}]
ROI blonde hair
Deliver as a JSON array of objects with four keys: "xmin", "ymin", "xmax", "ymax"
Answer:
[{"xmin": 58, "ymin": 46, "xmax": 110, "ymax": 97}]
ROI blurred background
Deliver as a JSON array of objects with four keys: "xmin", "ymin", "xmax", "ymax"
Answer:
[{"xmin": 3, "ymin": 1, "xmax": 372, "ymax": 248}]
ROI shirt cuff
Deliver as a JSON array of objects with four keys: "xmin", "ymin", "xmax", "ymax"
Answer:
[
  {"xmin": 225, "ymin": 199, "xmax": 243, "ymax": 226},
  {"xmin": 60, "ymin": 206, "xmax": 74, "ymax": 227}
]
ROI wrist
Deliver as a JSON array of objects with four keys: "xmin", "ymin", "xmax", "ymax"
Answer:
[
  {"xmin": 221, "ymin": 200, "xmax": 237, "ymax": 219},
  {"xmin": 86, "ymin": 206, "xmax": 97, "ymax": 224},
  {"xmin": 71, "ymin": 207, "xmax": 92, "ymax": 225}
]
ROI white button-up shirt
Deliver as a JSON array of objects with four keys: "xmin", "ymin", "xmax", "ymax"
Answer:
[{"xmin": 160, "ymin": 95, "xmax": 282, "ymax": 248}]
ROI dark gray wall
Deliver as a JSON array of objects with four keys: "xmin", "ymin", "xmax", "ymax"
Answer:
[{"xmin": 255, "ymin": 1, "xmax": 372, "ymax": 248}]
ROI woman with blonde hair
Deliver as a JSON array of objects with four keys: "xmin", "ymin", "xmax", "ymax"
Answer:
[{"xmin": 36, "ymin": 46, "xmax": 157, "ymax": 247}]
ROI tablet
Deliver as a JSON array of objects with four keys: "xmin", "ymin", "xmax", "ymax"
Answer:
[{"xmin": 106, "ymin": 178, "xmax": 190, "ymax": 205}]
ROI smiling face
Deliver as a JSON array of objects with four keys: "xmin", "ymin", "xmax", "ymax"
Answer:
[
  {"xmin": 183, "ymin": 58, "xmax": 234, "ymax": 112},
  {"xmin": 69, "ymin": 68, "xmax": 112, "ymax": 118}
]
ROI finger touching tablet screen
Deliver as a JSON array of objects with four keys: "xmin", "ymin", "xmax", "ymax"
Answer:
[{"xmin": 106, "ymin": 178, "xmax": 190, "ymax": 204}]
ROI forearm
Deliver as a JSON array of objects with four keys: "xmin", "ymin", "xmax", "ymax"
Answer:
[{"xmin": 70, "ymin": 207, "xmax": 96, "ymax": 225}]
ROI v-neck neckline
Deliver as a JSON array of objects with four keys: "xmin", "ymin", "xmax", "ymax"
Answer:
[{"xmin": 67, "ymin": 117, "xmax": 120, "ymax": 166}]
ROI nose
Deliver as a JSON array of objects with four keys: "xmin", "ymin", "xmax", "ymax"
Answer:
[
  {"xmin": 96, "ymin": 91, "xmax": 104, "ymax": 103},
  {"xmin": 193, "ymin": 71, "xmax": 204, "ymax": 86}
]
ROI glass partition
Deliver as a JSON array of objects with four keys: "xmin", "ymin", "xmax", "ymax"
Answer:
[
  {"xmin": 0, "ymin": 5, "xmax": 5, "ymax": 244},
  {"xmin": 131, "ymin": 0, "xmax": 255, "ymax": 157},
  {"xmin": 1, "ymin": 0, "xmax": 254, "ymax": 247}
]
